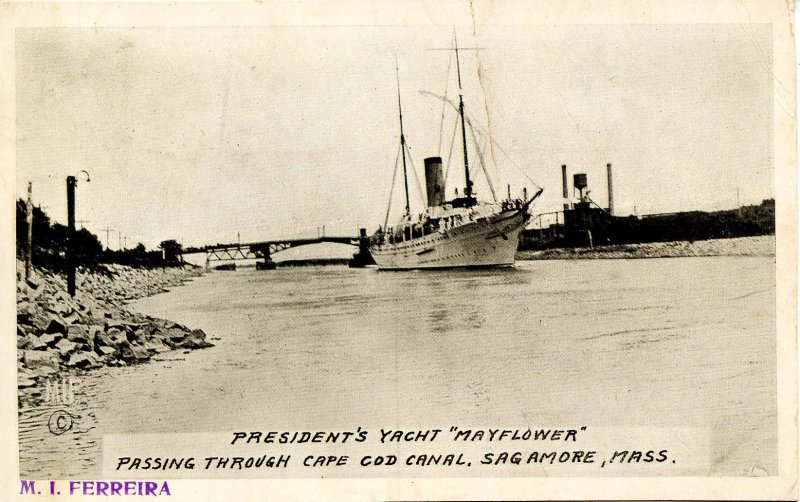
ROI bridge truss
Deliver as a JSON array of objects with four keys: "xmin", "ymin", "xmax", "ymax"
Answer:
[{"xmin": 193, "ymin": 236, "xmax": 360, "ymax": 269}]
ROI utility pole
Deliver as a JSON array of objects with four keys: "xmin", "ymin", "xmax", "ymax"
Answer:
[
  {"xmin": 66, "ymin": 176, "xmax": 76, "ymax": 296},
  {"xmin": 76, "ymin": 219, "xmax": 89, "ymax": 230},
  {"xmin": 66, "ymin": 171, "xmax": 89, "ymax": 296},
  {"xmin": 25, "ymin": 182, "xmax": 33, "ymax": 280},
  {"xmin": 101, "ymin": 227, "xmax": 114, "ymax": 250}
]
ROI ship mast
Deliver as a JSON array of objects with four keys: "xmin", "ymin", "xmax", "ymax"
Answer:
[
  {"xmin": 395, "ymin": 56, "xmax": 411, "ymax": 217},
  {"xmin": 454, "ymin": 34, "xmax": 473, "ymax": 202}
]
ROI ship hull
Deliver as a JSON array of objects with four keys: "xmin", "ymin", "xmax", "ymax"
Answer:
[{"xmin": 370, "ymin": 209, "xmax": 529, "ymax": 270}]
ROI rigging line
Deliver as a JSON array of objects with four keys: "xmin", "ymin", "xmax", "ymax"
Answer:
[
  {"xmin": 464, "ymin": 108, "xmax": 541, "ymax": 190},
  {"xmin": 470, "ymin": 39, "xmax": 499, "ymax": 171},
  {"xmin": 384, "ymin": 143, "xmax": 402, "ymax": 230},
  {"xmin": 405, "ymin": 143, "xmax": 427, "ymax": 207},
  {"xmin": 420, "ymin": 90, "xmax": 543, "ymax": 191},
  {"xmin": 436, "ymin": 33, "xmax": 455, "ymax": 154},
  {"xmin": 467, "ymin": 121, "xmax": 497, "ymax": 202},
  {"xmin": 443, "ymin": 114, "xmax": 459, "ymax": 188}
]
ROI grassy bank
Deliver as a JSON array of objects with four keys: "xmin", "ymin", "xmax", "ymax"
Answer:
[{"xmin": 516, "ymin": 235, "xmax": 775, "ymax": 260}]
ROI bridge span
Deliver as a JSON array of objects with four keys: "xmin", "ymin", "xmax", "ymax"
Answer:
[{"xmin": 183, "ymin": 231, "xmax": 371, "ymax": 269}]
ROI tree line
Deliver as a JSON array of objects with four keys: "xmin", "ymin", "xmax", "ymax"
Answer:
[{"xmin": 16, "ymin": 199, "xmax": 186, "ymax": 270}]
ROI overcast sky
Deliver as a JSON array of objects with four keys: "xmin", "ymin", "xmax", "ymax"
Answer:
[{"xmin": 15, "ymin": 24, "xmax": 773, "ymax": 249}]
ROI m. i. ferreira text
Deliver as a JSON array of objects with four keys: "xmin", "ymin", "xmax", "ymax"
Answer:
[{"xmin": 20, "ymin": 480, "xmax": 171, "ymax": 496}]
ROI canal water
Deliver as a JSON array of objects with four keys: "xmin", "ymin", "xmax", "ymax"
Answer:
[{"xmin": 18, "ymin": 257, "xmax": 776, "ymax": 478}]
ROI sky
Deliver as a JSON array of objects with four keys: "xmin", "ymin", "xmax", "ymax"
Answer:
[{"xmin": 15, "ymin": 24, "xmax": 773, "ymax": 250}]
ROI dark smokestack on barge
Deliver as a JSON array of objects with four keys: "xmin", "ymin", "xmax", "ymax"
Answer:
[
  {"xmin": 424, "ymin": 157, "xmax": 445, "ymax": 207},
  {"xmin": 562, "ymin": 164, "xmax": 569, "ymax": 210},
  {"xmin": 607, "ymin": 162, "xmax": 614, "ymax": 215}
]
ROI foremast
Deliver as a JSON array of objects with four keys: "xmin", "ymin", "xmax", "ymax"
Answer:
[{"xmin": 395, "ymin": 56, "xmax": 411, "ymax": 218}]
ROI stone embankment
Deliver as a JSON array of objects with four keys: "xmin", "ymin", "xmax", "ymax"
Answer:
[
  {"xmin": 16, "ymin": 263, "xmax": 212, "ymax": 394},
  {"xmin": 516, "ymin": 235, "xmax": 775, "ymax": 261}
]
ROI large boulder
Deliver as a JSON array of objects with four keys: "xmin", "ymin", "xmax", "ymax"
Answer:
[
  {"xmin": 24, "ymin": 334, "xmax": 48, "ymax": 350},
  {"xmin": 16, "ymin": 324, "xmax": 26, "ymax": 337},
  {"xmin": 95, "ymin": 345, "xmax": 117, "ymax": 358},
  {"xmin": 62, "ymin": 310, "xmax": 81, "ymax": 325},
  {"xmin": 144, "ymin": 338, "xmax": 169, "ymax": 353},
  {"xmin": 66, "ymin": 324, "xmax": 93, "ymax": 350},
  {"xmin": 22, "ymin": 350, "xmax": 60, "ymax": 374},
  {"xmin": 17, "ymin": 331, "xmax": 30, "ymax": 349},
  {"xmin": 120, "ymin": 343, "xmax": 151, "ymax": 362},
  {"xmin": 67, "ymin": 351, "xmax": 101, "ymax": 369},
  {"xmin": 94, "ymin": 331, "xmax": 115, "ymax": 348},
  {"xmin": 54, "ymin": 290, "xmax": 72, "ymax": 303},
  {"xmin": 31, "ymin": 309, "xmax": 51, "ymax": 332},
  {"xmin": 55, "ymin": 338, "xmax": 78, "ymax": 358},
  {"xmin": 105, "ymin": 327, "xmax": 128, "ymax": 347},
  {"xmin": 26, "ymin": 272, "xmax": 42, "ymax": 290},
  {"xmin": 105, "ymin": 319, "xmax": 128, "ymax": 331},
  {"xmin": 179, "ymin": 329, "xmax": 214, "ymax": 349},
  {"xmin": 167, "ymin": 329, "xmax": 187, "ymax": 344},
  {"xmin": 38, "ymin": 333, "xmax": 61, "ymax": 348},
  {"xmin": 129, "ymin": 328, "xmax": 148, "ymax": 344},
  {"xmin": 45, "ymin": 315, "xmax": 68, "ymax": 335},
  {"xmin": 27, "ymin": 287, "xmax": 42, "ymax": 302},
  {"xmin": 87, "ymin": 324, "xmax": 104, "ymax": 338},
  {"xmin": 17, "ymin": 302, "xmax": 35, "ymax": 324}
]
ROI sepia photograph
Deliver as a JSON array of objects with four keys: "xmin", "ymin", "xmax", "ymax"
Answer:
[{"xmin": 1, "ymin": 0, "xmax": 797, "ymax": 500}]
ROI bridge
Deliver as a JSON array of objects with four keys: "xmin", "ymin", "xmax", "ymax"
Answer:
[{"xmin": 183, "ymin": 231, "xmax": 371, "ymax": 269}]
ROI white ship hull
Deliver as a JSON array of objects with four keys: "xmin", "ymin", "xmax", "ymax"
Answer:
[{"xmin": 370, "ymin": 209, "xmax": 530, "ymax": 270}]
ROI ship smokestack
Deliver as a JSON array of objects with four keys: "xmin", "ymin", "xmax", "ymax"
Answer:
[
  {"xmin": 424, "ymin": 157, "xmax": 445, "ymax": 207},
  {"xmin": 606, "ymin": 162, "xmax": 614, "ymax": 215},
  {"xmin": 562, "ymin": 164, "xmax": 569, "ymax": 210}
]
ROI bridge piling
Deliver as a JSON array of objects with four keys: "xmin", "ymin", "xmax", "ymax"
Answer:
[{"xmin": 348, "ymin": 228, "xmax": 376, "ymax": 268}]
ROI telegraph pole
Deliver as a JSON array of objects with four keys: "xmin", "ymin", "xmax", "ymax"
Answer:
[
  {"xmin": 25, "ymin": 182, "xmax": 33, "ymax": 280},
  {"xmin": 101, "ymin": 227, "xmax": 114, "ymax": 250},
  {"xmin": 66, "ymin": 176, "xmax": 76, "ymax": 296},
  {"xmin": 66, "ymin": 170, "xmax": 90, "ymax": 296}
]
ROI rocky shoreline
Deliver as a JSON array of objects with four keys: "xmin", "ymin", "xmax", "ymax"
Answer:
[
  {"xmin": 516, "ymin": 235, "xmax": 775, "ymax": 260},
  {"xmin": 16, "ymin": 263, "xmax": 212, "ymax": 405}
]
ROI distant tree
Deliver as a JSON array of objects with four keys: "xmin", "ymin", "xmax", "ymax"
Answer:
[
  {"xmin": 73, "ymin": 228, "xmax": 104, "ymax": 263},
  {"xmin": 49, "ymin": 223, "xmax": 69, "ymax": 252},
  {"xmin": 16, "ymin": 199, "xmax": 54, "ymax": 251},
  {"xmin": 158, "ymin": 239, "xmax": 183, "ymax": 263}
]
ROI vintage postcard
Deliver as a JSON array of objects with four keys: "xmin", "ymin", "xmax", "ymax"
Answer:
[{"xmin": 1, "ymin": 0, "xmax": 797, "ymax": 500}]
